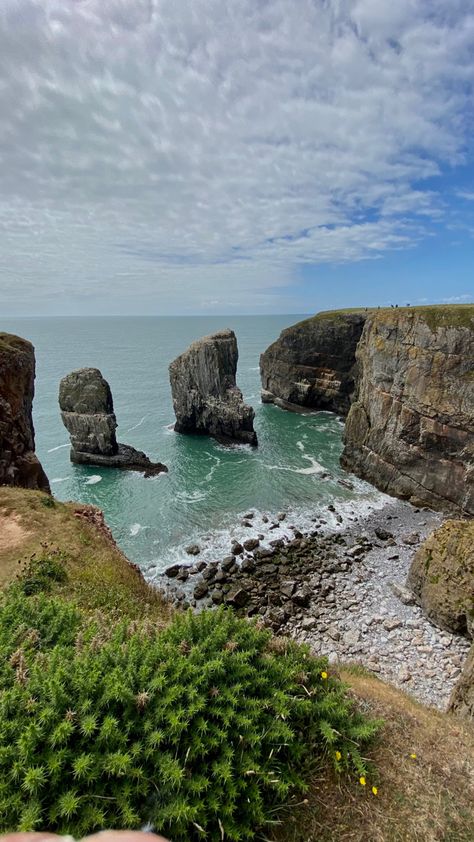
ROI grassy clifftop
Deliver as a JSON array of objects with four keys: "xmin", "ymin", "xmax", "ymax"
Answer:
[
  {"xmin": 292, "ymin": 303, "xmax": 474, "ymax": 332},
  {"xmin": 0, "ymin": 486, "xmax": 170, "ymax": 622},
  {"xmin": 0, "ymin": 487, "xmax": 473, "ymax": 840}
]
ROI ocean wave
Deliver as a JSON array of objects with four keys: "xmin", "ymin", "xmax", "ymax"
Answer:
[
  {"xmin": 85, "ymin": 474, "xmax": 102, "ymax": 485},
  {"xmin": 51, "ymin": 476, "xmax": 69, "ymax": 484},
  {"xmin": 47, "ymin": 443, "xmax": 69, "ymax": 453},
  {"xmin": 127, "ymin": 414, "xmax": 147, "ymax": 432},
  {"xmin": 130, "ymin": 523, "xmax": 145, "ymax": 537}
]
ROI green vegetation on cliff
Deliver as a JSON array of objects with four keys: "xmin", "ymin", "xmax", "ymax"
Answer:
[
  {"xmin": 0, "ymin": 587, "xmax": 377, "ymax": 839},
  {"xmin": 292, "ymin": 302, "xmax": 474, "ymax": 332}
]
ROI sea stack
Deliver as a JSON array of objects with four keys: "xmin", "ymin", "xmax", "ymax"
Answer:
[
  {"xmin": 0, "ymin": 333, "xmax": 50, "ymax": 492},
  {"xmin": 169, "ymin": 329, "xmax": 257, "ymax": 446},
  {"xmin": 59, "ymin": 368, "xmax": 167, "ymax": 476}
]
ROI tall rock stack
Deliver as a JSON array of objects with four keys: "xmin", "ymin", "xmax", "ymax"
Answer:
[
  {"xmin": 0, "ymin": 333, "xmax": 50, "ymax": 492},
  {"xmin": 59, "ymin": 368, "xmax": 167, "ymax": 476},
  {"xmin": 169, "ymin": 329, "xmax": 257, "ymax": 446}
]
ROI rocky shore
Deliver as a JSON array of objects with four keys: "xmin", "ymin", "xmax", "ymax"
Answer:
[{"xmin": 159, "ymin": 499, "xmax": 470, "ymax": 710}]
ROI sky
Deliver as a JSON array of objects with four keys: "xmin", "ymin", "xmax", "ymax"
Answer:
[{"xmin": 0, "ymin": 0, "xmax": 473, "ymax": 316}]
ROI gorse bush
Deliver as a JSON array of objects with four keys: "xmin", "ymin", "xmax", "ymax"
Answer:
[
  {"xmin": 0, "ymin": 589, "xmax": 379, "ymax": 840},
  {"xmin": 18, "ymin": 548, "xmax": 68, "ymax": 596}
]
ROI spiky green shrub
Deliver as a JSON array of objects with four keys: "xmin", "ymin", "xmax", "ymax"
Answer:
[{"xmin": 0, "ymin": 589, "xmax": 379, "ymax": 840}]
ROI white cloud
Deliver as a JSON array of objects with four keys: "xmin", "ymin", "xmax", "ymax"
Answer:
[{"xmin": 0, "ymin": 0, "xmax": 473, "ymax": 313}]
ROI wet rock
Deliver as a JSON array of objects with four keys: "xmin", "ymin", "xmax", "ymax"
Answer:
[
  {"xmin": 231, "ymin": 542, "xmax": 244, "ymax": 556},
  {"xmin": 193, "ymin": 581, "xmax": 209, "ymax": 600},
  {"xmin": 225, "ymin": 587, "xmax": 250, "ymax": 608},
  {"xmin": 186, "ymin": 544, "xmax": 201, "ymax": 556},
  {"xmin": 243, "ymin": 538, "xmax": 260, "ymax": 551},
  {"xmin": 165, "ymin": 564, "xmax": 182, "ymax": 578}
]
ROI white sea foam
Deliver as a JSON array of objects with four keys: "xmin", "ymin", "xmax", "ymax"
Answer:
[
  {"xmin": 176, "ymin": 489, "xmax": 208, "ymax": 503},
  {"xmin": 85, "ymin": 474, "xmax": 102, "ymax": 485},
  {"xmin": 47, "ymin": 443, "xmax": 69, "ymax": 453},
  {"xmin": 128, "ymin": 414, "xmax": 147, "ymax": 432},
  {"xmin": 130, "ymin": 523, "xmax": 143, "ymax": 537},
  {"xmin": 296, "ymin": 440, "xmax": 305, "ymax": 451},
  {"xmin": 147, "ymin": 487, "xmax": 391, "ymax": 580},
  {"xmin": 51, "ymin": 476, "xmax": 69, "ymax": 484}
]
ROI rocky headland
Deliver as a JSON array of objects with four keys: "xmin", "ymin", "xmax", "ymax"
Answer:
[
  {"xmin": 261, "ymin": 305, "xmax": 474, "ymax": 515},
  {"xmin": 59, "ymin": 367, "xmax": 167, "ymax": 476},
  {"xmin": 169, "ymin": 328, "xmax": 257, "ymax": 445},
  {"xmin": 260, "ymin": 310, "xmax": 366, "ymax": 414},
  {"xmin": 0, "ymin": 333, "xmax": 50, "ymax": 493}
]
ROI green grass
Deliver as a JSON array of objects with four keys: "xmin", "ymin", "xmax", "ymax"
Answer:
[{"xmin": 288, "ymin": 303, "xmax": 474, "ymax": 333}]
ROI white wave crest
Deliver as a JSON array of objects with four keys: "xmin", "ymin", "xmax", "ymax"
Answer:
[{"xmin": 85, "ymin": 474, "xmax": 102, "ymax": 485}]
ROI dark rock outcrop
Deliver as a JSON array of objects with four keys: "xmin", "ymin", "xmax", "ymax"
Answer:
[
  {"xmin": 59, "ymin": 368, "xmax": 167, "ymax": 476},
  {"xmin": 260, "ymin": 311, "xmax": 367, "ymax": 415},
  {"xmin": 0, "ymin": 333, "xmax": 50, "ymax": 492},
  {"xmin": 341, "ymin": 308, "xmax": 474, "ymax": 514},
  {"xmin": 449, "ymin": 644, "xmax": 474, "ymax": 720},
  {"xmin": 169, "ymin": 329, "xmax": 257, "ymax": 445},
  {"xmin": 407, "ymin": 520, "xmax": 474, "ymax": 638}
]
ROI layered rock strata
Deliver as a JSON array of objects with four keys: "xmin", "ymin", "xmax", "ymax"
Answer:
[
  {"xmin": 341, "ymin": 308, "xmax": 474, "ymax": 514},
  {"xmin": 260, "ymin": 311, "xmax": 367, "ymax": 415},
  {"xmin": 169, "ymin": 329, "xmax": 257, "ymax": 445},
  {"xmin": 0, "ymin": 333, "xmax": 50, "ymax": 492},
  {"xmin": 59, "ymin": 368, "xmax": 167, "ymax": 476}
]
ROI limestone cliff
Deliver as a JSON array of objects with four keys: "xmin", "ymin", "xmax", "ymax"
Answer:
[
  {"xmin": 0, "ymin": 333, "xmax": 50, "ymax": 492},
  {"xmin": 341, "ymin": 307, "xmax": 474, "ymax": 515},
  {"xmin": 169, "ymin": 329, "xmax": 257, "ymax": 445},
  {"xmin": 59, "ymin": 368, "xmax": 167, "ymax": 476},
  {"xmin": 260, "ymin": 311, "xmax": 366, "ymax": 415}
]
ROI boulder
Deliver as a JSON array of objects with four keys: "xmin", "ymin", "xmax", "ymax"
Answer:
[
  {"xmin": 0, "ymin": 333, "xmax": 50, "ymax": 492},
  {"xmin": 169, "ymin": 329, "xmax": 257, "ymax": 446},
  {"xmin": 59, "ymin": 368, "xmax": 167, "ymax": 476},
  {"xmin": 407, "ymin": 520, "xmax": 474, "ymax": 638}
]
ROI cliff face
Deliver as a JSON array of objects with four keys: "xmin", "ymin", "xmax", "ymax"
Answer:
[
  {"xmin": 260, "ymin": 312, "xmax": 366, "ymax": 415},
  {"xmin": 0, "ymin": 333, "xmax": 50, "ymax": 493},
  {"xmin": 169, "ymin": 329, "xmax": 257, "ymax": 445},
  {"xmin": 59, "ymin": 368, "xmax": 167, "ymax": 476},
  {"xmin": 341, "ymin": 308, "xmax": 474, "ymax": 514}
]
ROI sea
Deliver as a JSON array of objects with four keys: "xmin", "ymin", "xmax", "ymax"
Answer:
[{"xmin": 2, "ymin": 316, "xmax": 386, "ymax": 581}]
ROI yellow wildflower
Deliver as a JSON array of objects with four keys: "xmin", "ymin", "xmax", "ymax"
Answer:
[
  {"xmin": 372, "ymin": 786, "xmax": 378, "ymax": 796},
  {"xmin": 335, "ymin": 751, "xmax": 342, "ymax": 762},
  {"xmin": 410, "ymin": 753, "xmax": 417, "ymax": 760},
  {"xmin": 321, "ymin": 671, "xmax": 328, "ymax": 680},
  {"xmin": 359, "ymin": 776, "xmax": 366, "ymax": 786}
]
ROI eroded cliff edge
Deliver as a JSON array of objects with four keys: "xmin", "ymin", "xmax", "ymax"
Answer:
[
  {"xmin": 260, "ymin": 311, "xmax": 367, "ymax": 415},
  {"xmin": 341, "ymin": 307, "xmax": 474, "ymax": 515},
  {"xmin": 0, "ymin": 333, "xmax": 50, "ymax": 492}
]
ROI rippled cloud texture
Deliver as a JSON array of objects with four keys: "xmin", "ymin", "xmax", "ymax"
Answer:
[{"xmin": 1, "ymin": 0, "xmax": 473, "ymax": 313}]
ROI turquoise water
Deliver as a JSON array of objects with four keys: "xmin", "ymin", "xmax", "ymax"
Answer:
[{"xmin": 1, "ymin": 316, "xmax": 385, "ymax": 579}]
